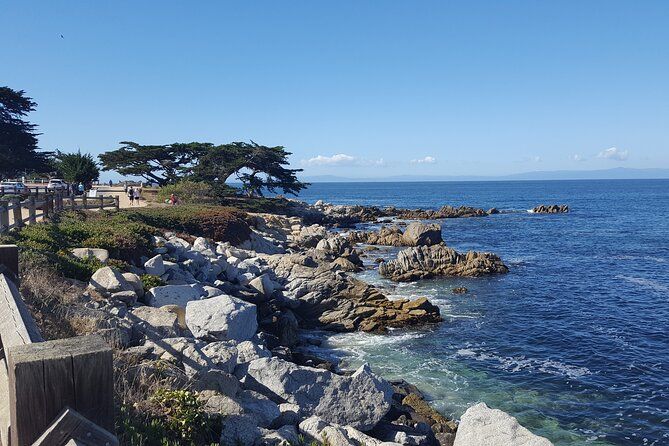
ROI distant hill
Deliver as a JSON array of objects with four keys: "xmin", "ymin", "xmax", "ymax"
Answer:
[{"xmin": 301, "ymin": 167, "xmax": 669, "ymax": 183}]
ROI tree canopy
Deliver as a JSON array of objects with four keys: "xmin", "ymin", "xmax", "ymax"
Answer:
[
  {"xmin": 100, "ymin": 140, "xmax": 308, "ymax": 196},
  {"xmin": 98, "ymin": 141, "xmax": 211, "ymax": 186},
  {"xmin": 53, "ymin": 150, "xmax": 100, "ymax": 185},
  {"xmin": 0, "ymin": 86, "xmax": 51, "ymax": 178}
]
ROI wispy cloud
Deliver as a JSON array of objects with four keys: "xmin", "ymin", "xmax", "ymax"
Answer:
[
  {"xmin": 598, "ymin": 147, "xmax": 629, "ymax": 161},
  {"xmin": 570, "ymin": 154, "xmax": 586, "ymax": 162},
  {"xmin": 410, "ymin": 156, "xmax": 437, "ymax": 164},
  {"xmin": 301, "ymin": 154, "xmax": 385, "ymax": 167}
]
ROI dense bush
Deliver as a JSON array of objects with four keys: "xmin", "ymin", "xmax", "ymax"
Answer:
[
  {"xmin": 154, "ymin": 179, "xmax": 222, "ymax": 205},
  {"xmin": 7, "ymin": 211, "xmax": 156, "ymax": 281},
  {"xmin": 125, "ymin": 206, "xmax": 251, "ymax": 245}
]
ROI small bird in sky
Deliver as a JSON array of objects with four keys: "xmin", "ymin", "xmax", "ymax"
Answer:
[{"xmin": 60, "ymin": 34, "xmax": 64, "ymax": 39}]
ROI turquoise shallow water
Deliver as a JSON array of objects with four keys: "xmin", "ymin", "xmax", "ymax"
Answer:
[{"xmin": 295, "ymin": 180, "xmax": 669, "ymax": 446}]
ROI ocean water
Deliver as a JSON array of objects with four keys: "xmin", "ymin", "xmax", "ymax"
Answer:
[{"xmin": 295, "ymin": 180, "xmax": 669, "ymax": 446}]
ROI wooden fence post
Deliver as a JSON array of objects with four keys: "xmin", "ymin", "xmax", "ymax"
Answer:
[
  {"xmin": 82, "ymin": 195, "xmax": 87, "ymax": 209},
  {"xmin": 114, "ymin": 196, "xmax": 120, "ymax": 211},
  {"xmin": 43, "ymin": 196, "xmax": 50, "ymax": 219},
  {"xmin": 0, "ymin": 245, "xmax": 19, "ymax": 278},
  {"xmin": 7, "ymin": 335, "xmax": 114, "ymax": 446},
  {"xmin": 0, "ymin": 200, "xmax": 9, "ymax": 233},
  {"xmin": 98, "ymin": 195, "xmax": 104, "ymax": 210},
  {"xmin": 12, "ymin": 198, "xmax": 23, "ymax": 229},
  {"xmin": 28, "ymin": 196, "xmax": 37, "ymax": 224},
  {"xmin": 69, "ymin": 195, "xmax": 75, "ymax": 210}
]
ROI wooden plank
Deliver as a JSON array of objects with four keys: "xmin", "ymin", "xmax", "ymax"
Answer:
[
  {"xmin": 0, "ymin": 201, "xmax": 9, "ymax": 233},
  {"xmin": 32, "ymin": 407, "xmax": 118, "ymax": 446},
  {"xmin": 70, "ymin": 337, "xmax": 115, "ymax": 433},
  {"xmin": 0, "ymin": 358, "xmax": 10, "ymax": 446},
  {"xmin": 7, "ymin": 336, "xmax": 114, "ymax": 445},
  {"xmin": 8, "ymin": 345, "xmax": 46, "ymax": 446},
  {"xmin": 11, "ymin": 199, "xmax": 22, "ymax": 229},
  {"xmin": 28, "ymin": 197, "xmax": 37, "ymax": 224},
  {"xmin": 0, "ymin": 273, "xmax": 43, "ymax": 353}
]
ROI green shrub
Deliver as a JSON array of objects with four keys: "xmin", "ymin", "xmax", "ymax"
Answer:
[
  {"xmin": 155, "ymin": 180, "xmax": 220, "ymax": 205},
  {"xmin": 125, "ymin": 206, "xmax": 251, "ymax": 245},
  {"xmin": 11, "ymin": 211, "xmax": 156, "ymax": 281},
  {"xmin": 119, "ymin": 388, "xmax": 219, "ymax": 446},
  {"xmin": 141, "ymin": 274, "xmax": 165, "ymax": 292}
]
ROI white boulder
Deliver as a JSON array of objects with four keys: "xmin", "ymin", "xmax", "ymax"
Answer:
[
  {"xmin": 89, "ymin": 266, "xmax": 133, "ymax": 297},
  {"xmin": 185, "ymin": 294, "xmax": 258, "ymax": 342},
  {"xmin": 144, "ymin": 254, "xmax": 165, "ymax": 276},
  {"xmin": 145, "ymin": 284, "xmax": 201, "ymax": 307},
  {"xmin": 453, "ymin": 403, "xmax": 553, "ymax": 446},
  {"xmin": 246, "ymin": 358, "xmax": 393, "ymax": 431},
  {"xmin": 71, "ymin": 248, "xmax": 109, "ymax": 264}
]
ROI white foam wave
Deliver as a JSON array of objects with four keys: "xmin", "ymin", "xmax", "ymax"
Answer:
[
  {"xmin": 456, "ymin": 348, "xmax": 591, "ymax": 379},
  {"xmin": 615, "ymin": 275, "xmax": 669, "ymax": 294}
]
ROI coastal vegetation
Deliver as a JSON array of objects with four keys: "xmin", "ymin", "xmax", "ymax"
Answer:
[{"xmin": 99, "ymin": 140, "xmax": 309, "ymax": 197}]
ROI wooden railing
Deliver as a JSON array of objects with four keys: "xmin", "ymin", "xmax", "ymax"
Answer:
[
  {"xmin": 0, "ymin": 194, "xmax": 120, "ymax": 234},
  {"xmin": 0, "ymin": 245, "xmax": 118, "ymax": 446}
]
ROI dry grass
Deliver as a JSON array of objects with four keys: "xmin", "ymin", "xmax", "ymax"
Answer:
[{"xmin": 18, "ymin": 257, "xmax": 88, "ymax": 339}]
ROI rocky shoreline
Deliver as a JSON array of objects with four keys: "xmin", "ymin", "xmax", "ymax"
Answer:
[{"xmin": 79, "ymin": 200, "xmax": 553, "ymax": 445}]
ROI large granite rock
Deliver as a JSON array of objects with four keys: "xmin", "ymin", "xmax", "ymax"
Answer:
[
  {"xmin": 299, "ymin": 416, "xmax": 401, "ymax": 446},
  {"xmin": 453, "ymin": 403, "xmax": 553, "ymax": 446},
  {"xmin": 128, "ymin": 306, "xmax": 181, "ymax": 342},
  {"xmin": 145, "ymin": 284, "xmax": 201, "ymax": 307},
  {"xmin": 71, "ymin": 248, "xmax": 109, "ymax": 264},
  {"xmin": 402, "ymin": 222, "xmax": 443, "ymax": 246},
  {"xmin": 349, "ymin": 222, "xmax": 442, "ymax": 247},
  {"xmin": 89, "ymin": 266, "xmax": 134, "ymax": 297},
  {"xmin": 246, "ymin": 358, "xmax": 393, "ymax": 431},
  {"xmin": 379, "ymin": 244, "xmax": 508, "ymax": 282},
  {"xmin": 268, "ymin": 253, "xmax": 441, "ymax": 332},
  {"xmin": 144, "ymin": 254, "xmax": 166, "ymax": 276},
  {"xmin": 185, "ymin": 294, "xmax": 258, "ymax": 342},
  {"xmin": 220, "ymin": 414, "xmax": 262, "ymax": 446}
]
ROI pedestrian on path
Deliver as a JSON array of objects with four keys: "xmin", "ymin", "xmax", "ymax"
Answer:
[
  {"xmin": 133, "ymin": 186, "xmax": 141, "ymax": 204},
  {"xmin": 128, "ymin": 187, "xmax": 135, "ymax": 206}
]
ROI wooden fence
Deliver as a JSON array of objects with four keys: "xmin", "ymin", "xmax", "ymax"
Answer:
[
  {"xmin": 0, "ymin": 245, "xmax": 118, "ymax": 446},
  {"xmin": 0, "ymin": 194, "xmax": 120, "ymax": 234}
]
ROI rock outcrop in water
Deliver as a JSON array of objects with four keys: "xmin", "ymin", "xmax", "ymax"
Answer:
[
  {"xmin": 379, "ymin": 244, "xmax": 509, "ymax": 282},
  {"xmin": 312, "ymin": 201, "xmax": 492, "ymax": 226},
  {"xmin": 395, "ymin": 205, "xmax": 490, "ymax": 219},
  {"xmin": 349, "ymin": 222, "xmax": 443, "ymax": 247},
  {"xmin": 531, "ymin": 204, "xmax": 569, "ymax": 214}
]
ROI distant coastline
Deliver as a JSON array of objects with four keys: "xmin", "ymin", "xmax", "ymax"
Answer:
[{"xmin": 300, "ymin": 167, "xmax": 669, "ymax": 183}]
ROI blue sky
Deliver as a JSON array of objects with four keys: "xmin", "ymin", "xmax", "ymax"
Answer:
[{"xmin": 2, "ymin": 1, "xmax": 668, "ymax": 179}]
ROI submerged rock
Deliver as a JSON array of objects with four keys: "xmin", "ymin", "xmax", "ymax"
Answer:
[
  {"xmin": 531, "ymin": 204, "xmax": 569, "ymax": 214},
  {"xmin": 453, "ymin": 402, "xmax": 553, "ymax": 446},
  {"xmin": 379, "ymin": 245, "xmax": 508, "ymax": 282}
]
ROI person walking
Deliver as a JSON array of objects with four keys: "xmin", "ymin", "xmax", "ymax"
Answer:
[
  {"xmin": 127, "ymin": 186, "xmax": 135, "ymax": 206},
  {"xmin": 78, "ymin": 182, "xmax": 85, "ymax": 195},
  {"xmin": 133, "ymin": 186, "xmax": 141, "ymax": 205}
]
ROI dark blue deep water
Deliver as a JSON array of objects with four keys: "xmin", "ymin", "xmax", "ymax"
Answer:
[{"xmin": 296, "ymin": 180, "xmax": 669, "ymax": 446}]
